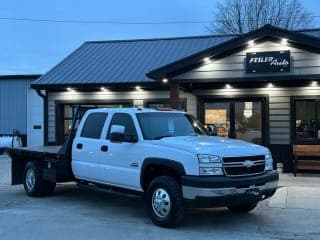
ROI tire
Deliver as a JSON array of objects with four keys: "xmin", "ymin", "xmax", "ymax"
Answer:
[
  {"xmin": 146, "ymin": 176, "xmax": 184, "ymax": 228},
  {"xmin": 227, "ymin": 202, "xmax": 259, "ymax": 213},
  {"xmin": 23, "ymin": 161, "xmax": 56, "ymax": 197}
]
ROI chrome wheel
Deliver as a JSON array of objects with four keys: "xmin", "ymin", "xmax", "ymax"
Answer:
[
  {"xmin": 152, "ymin": 188, "xmax": 171, "ymax": 218},
  {"xmin": 26, "ymin": 168, "xmax": 35, "ymax": 191}
]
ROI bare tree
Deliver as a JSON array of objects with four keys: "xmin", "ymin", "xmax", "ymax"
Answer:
[{"xmin": 208, "ymin": 0, "xmax": 314, "ymax": 34}]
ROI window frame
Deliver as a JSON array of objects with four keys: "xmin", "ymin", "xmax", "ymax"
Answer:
[
  {"xmin": 106, "ymin": 113, "xmax": 138, "ymax": 141},
  {"xmin": 55, "ymin": 100, "xmax": 133, "ymax": 144},
  {"xmin": 292, "ymin": 96, "xmax": 320, "ymax": 145},
  {"xmin": 80, "ymin": 112, "xmax": 108, "ymax": 139}
]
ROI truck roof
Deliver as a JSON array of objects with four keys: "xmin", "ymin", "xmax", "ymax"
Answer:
[{"xmin": 85, "ymin": 107, "xmax": 185, "ymax": 114}]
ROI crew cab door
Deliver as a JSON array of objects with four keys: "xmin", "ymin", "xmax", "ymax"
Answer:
[
  {"xmin": 99, "ymin": 113, "xmax": 141, "ymax": 190},
  {"xmin": 72, "ymin": 112, "xmax": 108, "ymax": 181}
]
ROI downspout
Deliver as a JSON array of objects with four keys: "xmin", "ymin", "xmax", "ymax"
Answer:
[{"xmin": 36, "ymin": 89, "xmax": 48, "ymax": 146}]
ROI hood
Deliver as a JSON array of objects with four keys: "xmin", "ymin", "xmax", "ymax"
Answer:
[{"xmin": 150, "ymin": 136, "xmax": 268, "ymax": 157}]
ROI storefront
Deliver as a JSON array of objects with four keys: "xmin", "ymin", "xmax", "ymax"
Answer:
[{"xmin": 31, "ymin": 24, "xmax": 320, "ymax": 172}]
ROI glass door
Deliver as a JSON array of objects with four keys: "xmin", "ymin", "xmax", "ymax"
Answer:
[
  {"xmin": 203, "ymin": 99, "xmax": 265, "ymax": 145},
  {"xmin": 204, "ymin": 102, "xmax": 231, "ymax": 138},
  {"xmin": 234, "ymin": 101, "xmax": 262, "ymax": 145}
]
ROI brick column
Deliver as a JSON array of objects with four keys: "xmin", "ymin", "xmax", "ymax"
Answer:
[{"xmin": 170, "ymin": 83, "xmax": 180, "ymax": 110}]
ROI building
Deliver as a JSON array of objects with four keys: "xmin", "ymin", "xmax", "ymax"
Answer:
[
  {"xmin": 0, "ymin": 74, "xmax": 42, "ymax": 146},
  {"xmin": 31, "ymin": 24, "xmax": 320, "ymax": 171}
]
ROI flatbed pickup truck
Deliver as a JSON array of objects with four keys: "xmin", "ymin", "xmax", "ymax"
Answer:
[{"xmin": 7, "ymin": 108, "xmax": 278, "ymax": 227}]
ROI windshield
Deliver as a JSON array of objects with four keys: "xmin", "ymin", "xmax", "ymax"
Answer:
[{"xmin": 136, "ymin": 112, "xmax": 207, "ymax": 140}]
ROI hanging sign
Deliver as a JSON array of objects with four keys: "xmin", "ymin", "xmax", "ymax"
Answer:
[{"xmin": 246, "ymin": 51, "xmax": 290, "ymax": 73}]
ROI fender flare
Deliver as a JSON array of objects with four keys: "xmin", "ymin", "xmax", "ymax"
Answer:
[{"xmin": 140, "ymin": 157, "xmax": 186, "ymax": 187}]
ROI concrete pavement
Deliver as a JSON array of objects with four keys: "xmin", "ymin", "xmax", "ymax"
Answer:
[{"xmin": 0, "ymin": 154, "xmax": 320, "ymax": 240}]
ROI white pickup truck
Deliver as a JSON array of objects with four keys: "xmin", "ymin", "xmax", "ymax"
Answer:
[{"xmin": 8, "ymin": 108, "xmax": 278, "ymax": 227}]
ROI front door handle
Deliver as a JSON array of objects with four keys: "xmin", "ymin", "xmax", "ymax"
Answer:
[
  {"xmin": 101, "ymin": 145, "xmax": 108, "ymax": 152},
  {"xmin": 76, "ymin": 143, "xmax": 83, "ymax": 149}
]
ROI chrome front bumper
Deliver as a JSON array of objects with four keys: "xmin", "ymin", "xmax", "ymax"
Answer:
[{"xmin": 182, "ymin": 181, "xmax": 278, "ymax": 200}]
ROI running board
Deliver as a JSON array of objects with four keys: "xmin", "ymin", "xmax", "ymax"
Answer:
[{"xmin": 77, "ymin": 181, "xmax": 143, "ymax": 198}]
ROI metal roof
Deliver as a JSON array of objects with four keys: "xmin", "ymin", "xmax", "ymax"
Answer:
[
  {"xmin": 32, "ymin": 26, "xmax": 320, "ymax": 89},
  {"xmin": 31, "ymin": 35, "xmax": 236, "ymax": 89}
]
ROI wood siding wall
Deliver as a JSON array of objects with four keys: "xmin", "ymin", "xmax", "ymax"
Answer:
[{"xmin": 47, "ymin": 90, "xmax": 197, "ymax": 143}]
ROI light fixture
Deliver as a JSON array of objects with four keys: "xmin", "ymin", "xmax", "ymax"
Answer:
[
  {"xmin": 248, "ymin": 40, "xmax": 254, "ymax": 46},
  {"xmin": 281, "ymin": 38, "xmax": 288, "ymax": 45},
  {"xmin": 162, "ymin": 78, "xmax": 168, "ymax": 84},
  {"xmin": 243, "ymin": 102, "xmax": 253, "ymax": 118},
  {"xmin": 100, "ymin": 87, "xmax": 107, "ymax": 91},
  {"xmin": 204, "ymin": 57, "xmax": 211, "ymax": 63},
  {"xmin": 135, "ymin": 85, "xmax": 142, "ymax": 91},
  {"xmin": 311, "ymin": 81, "xmax": 318, "ymax": 87},
  {"xmin": 267, "ymin": 83, "xmax": 274, "ymax": 88},
  {"xmin": 67, "ymin": 87, "xmax": 74, "ymax": 92},
  {"xmin": 225, "ymin": 84, "xmax": 232, "ymax": 89}
]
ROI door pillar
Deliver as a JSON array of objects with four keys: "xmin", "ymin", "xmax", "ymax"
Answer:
[{"xmin": 170, "ymin": 83, "xmax": 180, "ymax": 110}]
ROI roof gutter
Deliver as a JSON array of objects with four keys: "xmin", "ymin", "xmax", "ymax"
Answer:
[{"xmin": 35, "ymin": 89, "xmax": 48, "ymax": 146}]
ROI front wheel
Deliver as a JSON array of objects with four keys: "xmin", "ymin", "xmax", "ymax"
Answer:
[
  {"xmin": 146, "ymin": 176, "xmax": 184, "ymax": 228},
  {"xmin": 227, "ymin": 202, "xmax": 259, "ymax": 213},
  {"xmin": 23, "ymin": 161, "xmax": 56, "ymax": 197}
]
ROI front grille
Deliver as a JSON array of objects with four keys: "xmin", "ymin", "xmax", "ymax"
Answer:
[
  {"xmin": 222, "ymin": 155, "xmax": 265, "ymax": 177},
  {"xmin": 222, "ymin": 155, "xmax": 265, "ymax": 163}
]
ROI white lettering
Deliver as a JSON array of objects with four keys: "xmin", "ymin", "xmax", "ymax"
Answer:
[{"xmin": 270, "ymin": 59, "xmax": 289, "ymax": 66}]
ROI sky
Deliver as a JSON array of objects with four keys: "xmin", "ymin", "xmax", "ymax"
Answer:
[{"xmin": 0, "ymin": 0, "xmax": 319, "ymax": 75}]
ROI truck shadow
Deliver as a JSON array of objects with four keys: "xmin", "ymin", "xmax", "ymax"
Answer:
[{"xmin": 52, "ymin": 183, "xmax": 264, "ymax": 229}]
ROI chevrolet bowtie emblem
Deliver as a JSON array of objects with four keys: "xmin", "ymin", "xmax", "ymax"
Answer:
[{"xmin": 243, "ymin": 160, "xmax": 254, "ymax": 168}]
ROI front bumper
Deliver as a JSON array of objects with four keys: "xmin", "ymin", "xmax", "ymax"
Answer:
[{"xmin": 181, "ymin": 170, "xmax": 279, "ymax": 207}]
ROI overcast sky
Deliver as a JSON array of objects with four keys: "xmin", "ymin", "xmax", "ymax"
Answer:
[{"xmin": 0, "ymin": 0, "xmax": 319, "ymax": 75}]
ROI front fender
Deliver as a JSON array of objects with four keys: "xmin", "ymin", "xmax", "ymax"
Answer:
[{"xmin": 140, "ymin": 157, "xmax": 186, "ymax": 187}]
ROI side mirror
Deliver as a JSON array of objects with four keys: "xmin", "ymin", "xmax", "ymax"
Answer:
[
  {"xmin": 110, "ymin": 125, "xmax": 125, "ymax": 142},
  {"xmin": 206, "ymin": 125, "xmax": 217, "ymax": 136}
]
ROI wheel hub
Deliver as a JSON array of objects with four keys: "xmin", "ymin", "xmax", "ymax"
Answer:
[
  {"xmin": 152, "ymin": 188, "xmax": 171, "ymax": 218},
  {"xmin": 26, "ymin": 169, "xmax": 35, "ymax": 190}
]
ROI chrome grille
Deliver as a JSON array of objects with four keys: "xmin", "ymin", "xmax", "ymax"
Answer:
[{"xmin": 222, "ymin": 155, "xmax": 265, "ymax": 177}]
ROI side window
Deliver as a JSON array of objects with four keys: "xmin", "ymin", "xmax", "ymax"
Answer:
[
  {"xmin": 80, "ymin": 113, "xmax": 107, "ymax": 139},
  {"xmin": 107, "ymin": 113, "xmax": 137, "ymax": 140}
]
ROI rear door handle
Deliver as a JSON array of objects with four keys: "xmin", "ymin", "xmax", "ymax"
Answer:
[
  {"xmin": 76, "ymin": 143, "xmax": 83, "ymax": 149},
  {"xmin": 101, "ymin": 145, "xmax": 108, "ymax": 152}
]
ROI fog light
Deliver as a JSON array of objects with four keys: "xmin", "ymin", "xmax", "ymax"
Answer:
[{"xmin": 200, "ymin": 167, "xmax": 223, "ymax": 176}]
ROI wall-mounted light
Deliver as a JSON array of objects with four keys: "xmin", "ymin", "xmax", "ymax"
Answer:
[
  {"xmin": 100, "ymin": 87, "xmax": 107, "ymax": 91},
  {"xmin": 267, "ymin": 83, "xmax": 274, "ymax": 88},
  {"xmin": 67, "ymin": 87, "xmax": 74, "ymax": 92},
  {"xmin": 162, "ymin": 78, "xmax": 168, "ymax": 84},
  {"xmin": 311, "ymin": 81, "xmax": 318, "ymax": 87},
  {"xmin": 225, "ymin": 84, "xmax": 232, "ymax": 89},
  {"xmin": 248, "ymin": 40, "xmax": 255, "ymax": 46},
  {"xmin": 204, "ymin": 57, "xmax": 211, "ymax": 63},
  {"xmin": 135, "ymin": 85, "xmax": 142, "ymax": 91},
  {"xmin": 281, "ymin": 38, "xmax": 288, "ymax": 46}
]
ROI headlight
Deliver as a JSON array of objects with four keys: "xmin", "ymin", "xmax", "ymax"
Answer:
[
  {"xmin": 265, "ymin": 151, "xmax": 273, "ymax": 171},
  {"xmin": 197, "ymin": 154, "xmax": 221, "ymax": 163},
  {"xmin": 198, "ymin": 154, "xmax": 224, "ymax": 176}
]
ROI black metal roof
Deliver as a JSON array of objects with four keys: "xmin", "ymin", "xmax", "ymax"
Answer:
[
  {"xmin": 32, "ymin": 25, "xmax": 320, "ymax": 89},
  {"xmin": 31, "ymin": 35, "xmax": 235, "ymax": 89}
]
